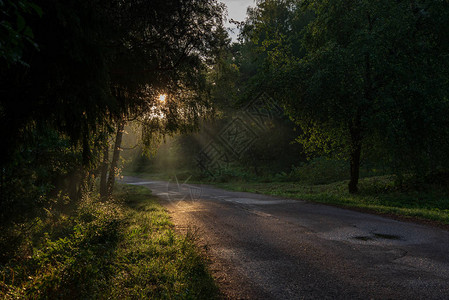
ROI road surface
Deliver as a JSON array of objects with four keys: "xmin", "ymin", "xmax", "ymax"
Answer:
[{"xmin": 123, "ymin": 177, "xmax": 449, "ymax": 299}]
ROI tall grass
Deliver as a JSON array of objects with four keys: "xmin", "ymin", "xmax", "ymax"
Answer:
[{"xmin": 0, "ymin": 185, "xmax": 218, "ymax": 299}]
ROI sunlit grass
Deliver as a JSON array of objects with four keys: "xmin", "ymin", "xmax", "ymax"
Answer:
[{"xmin": 0, "ymin": 185, "xmax": 218, "ymax": 299}]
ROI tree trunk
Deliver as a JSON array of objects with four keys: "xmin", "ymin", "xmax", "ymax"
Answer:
[
  {"xmin": 100, "ymin": 145, "xmax": 109, "ymax": 200},
  {"xmin": 349, "ymin": 14, "xmax": 372, "ymax": 194},
  {"xmin": 68, "ymin": 168, "xmax": 82, "ymax": 201},
  {"xmin": 107, "ymin": 120, "xmax": 125, "ymax": 197},
  {"xmin": 348, "ymin": 110, "xmax": 362, "ymax": 194},
  {"xmin": 77, "ymin": 167, "xmax": 89, "ymax": 201},
  {"xmin": 0, "ymin": 167, "xmax": 4, "ymax": 208},
  {"xmin": 348, "ymin": 138, "xmax": 362, "ymax": 194}
]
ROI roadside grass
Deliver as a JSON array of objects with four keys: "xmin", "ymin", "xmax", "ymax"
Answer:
[
  {"xmin": 215, "ymin": 176, "xmax": 449, "ymax": 225},
  {"xmin": 0, "ymin": 185, "xmax": 218, "ymax": 299}
]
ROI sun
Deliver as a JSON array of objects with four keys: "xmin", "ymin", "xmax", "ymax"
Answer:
[{"xmin": 158, "ymin": 94, "xmax": 167, "ymax": 103}]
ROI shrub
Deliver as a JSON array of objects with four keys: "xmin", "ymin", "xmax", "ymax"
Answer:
[{"xmin": 289, "ymin": 158, "xmax": 349, "ymax": 185}]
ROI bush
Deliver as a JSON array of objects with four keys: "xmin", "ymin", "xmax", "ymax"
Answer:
[
  {"xmin": 0, "ymin": 194, "xmax": 123, "ymax": 299},
  {"xmin": 289, "ymin": 158, "xmax": 349, "ymax": 185},
  {"xmin": 204, "ymin": 166, "xmax": 257, "ymax": 183},
  {"xmin": 0, "ymin": 185, "xmax": 218, "ymax": 299}
]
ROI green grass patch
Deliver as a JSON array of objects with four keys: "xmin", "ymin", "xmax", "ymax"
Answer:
[
  {"xmin": 0, "ymin": 185, "xmax": 218, "ymax": 299},
  {"xmin": 215, "ymin": 176, "xmax": 449, "ymax": 225}
]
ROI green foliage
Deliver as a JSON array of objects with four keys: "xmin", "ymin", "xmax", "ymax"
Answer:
[
  {"xmin": 236, "ymin": 0, "xmax": 449, "ymax": 192},
  {"xmin": 1, "ymin": 0, "xmax": 114, "ymax": 170},
  {"xmin": 0, "ymin": 185, "xmax": 218, "ymax": 299},
  {"xmin": 239, "ymin": 118, "xmax": 305, "ymax": 176},
  {"xmin": 108, "ymin": 0, "xmax": 225, "ymax": 155},
  {"xmin": 0, "ymin": 0, "xmax": 226, "ymax": 229},
  {"xmin": 0, "ymin": 129, "xmax": 85, "ymax": 226},
  {"xmin": 107, "ymin": 185, "xmax": 218, "ymax": 299},
  {"xmin": 204, "ymin": 166, "xmax": 257, "ymax": 183},
  {"xmin": 0, "ymin": 0, "xmax": 42, "ymax": 65},
  {"xmin": 289, "ymin": 158, "xmax": 348, "ymax": 185},
  {"xmin": 0, "ymin": 194, "xmax": 122, "ymax": 298}
]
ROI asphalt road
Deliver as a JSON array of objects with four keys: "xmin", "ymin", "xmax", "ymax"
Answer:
[{"xmin": 123, "ymin": 177, "xmax": 449, "ymax": 299}]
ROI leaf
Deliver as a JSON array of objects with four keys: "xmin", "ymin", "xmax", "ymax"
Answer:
[
  {"xmin": 29, "ymin": 2, "xmax": 43, "ymax": 17},
  {"xmin": 23, "ymin": 26, "xmax": 33, "ymax": 38},
  {"xmin": 17, "ymin": 14, "xmax": 25, "ymax": 31}
]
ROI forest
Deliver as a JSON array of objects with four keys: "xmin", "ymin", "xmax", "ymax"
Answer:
[{"xmin": 1, "ymin": 0, "xmax": 449, "ymax": 298}]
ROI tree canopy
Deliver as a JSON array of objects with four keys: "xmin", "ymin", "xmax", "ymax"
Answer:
[
  {"xmin": 237, "ymin": 0, "xmax": 449, "ymax": 192},
  {"xmin": 0, "ymin": 0, "xmax": 225, "ymax": 219}
]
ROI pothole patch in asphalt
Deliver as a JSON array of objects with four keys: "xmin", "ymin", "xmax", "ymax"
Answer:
[
  {"xmin": 373, "ymin": 233, "xmax": 401, "ymax": 240},
  {"xmin": 353, "ymin": 236, "xmax": 374, "ymax": 241}
]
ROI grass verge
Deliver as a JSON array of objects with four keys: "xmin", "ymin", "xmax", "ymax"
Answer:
[
  {"xmin": 0, "ymin": 185, "xmax": 218, "ymax": 299},
  {"xmin": 215, "ymin": 176, "xmax": 449, "ymax": 226}
]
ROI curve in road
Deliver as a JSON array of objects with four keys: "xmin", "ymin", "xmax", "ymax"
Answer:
[{"xmin": 123, "ymin": 177, "xmax": 449, "ymax": 299}]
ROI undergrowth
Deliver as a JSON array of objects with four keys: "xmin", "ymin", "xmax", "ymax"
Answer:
[{"xmin": 0, "ymin": 185, "xmax": 218, "ymax": 299}]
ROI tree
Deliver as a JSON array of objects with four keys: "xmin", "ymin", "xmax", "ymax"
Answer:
[
  {"xmin": 0, "ymin": 0, "xmax": 226, "ymax": 216},
  {"xmin": 99, "ymin": 0, "xmax": 225, "ymax": 197},
  {"xmin": 247, "ymin": 0, "xmax": 449, "ymax": 192}
]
